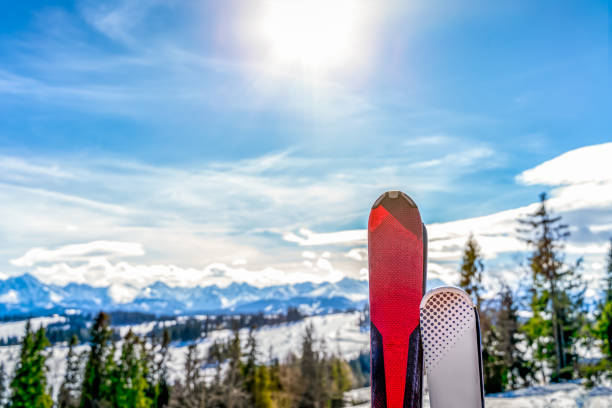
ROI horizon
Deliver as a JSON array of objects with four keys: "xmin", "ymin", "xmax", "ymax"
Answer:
[{"xmin": 0, "ymin": 1, "xmax": 610, "ymax": 303}]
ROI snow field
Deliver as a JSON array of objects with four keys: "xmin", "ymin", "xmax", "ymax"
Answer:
[
  {"xmin": 0, "ymin": 315, "xmax": 66, "ymax": 340},
  {"xmin": 344, "ymin": 383, "xmax": 612, "ymax": 407},
  {"xmin": 0, "ymin": 312, "xmax": 367, "ymax": 393}
]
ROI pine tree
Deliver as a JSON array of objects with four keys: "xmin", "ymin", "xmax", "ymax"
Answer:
[
  {"xmin": 0, "ymin": 363, "xmax": 8, "ymax": 408},
  {"xmin": 496, "ymin": 286, "xmax": 532, "ymax": 389},
  {"xmin": 298, "ymin": 323, "xmax": 327, "ymax": 408},
  {"xmin": 458, "ymin": 234, "xmax": 485, "ymax": 312},
  {"xmin": 102, "ymin": 341, "xmax": 119, "ymax": 406},
  {"xmin": 150, "ymin": 329, "xmax": 171, "ymax": 408},
  {"xmin": 223, "ymin": 323, "xmax": 247, "ymax": 408},
  {"xmin": 329, "ymin": 358, "xmax": 352, "ymax": 408},
  {"xmin": 253, "ymin": 366, "xmax": 273, "ymax": 408},
  {"xmin": 169, "ymin": 344, "xmax": 205, "ymax": 408},
  {"xmin": 80, "ymin": 312, "xmax": 115, "ymax": 408},
  {"xmin": 606, "ymin": 238, "xmax": 612, "ymax": 303},
  {"xmin": 605, "ymin": 238, "xmax": 612, "ymax": 357},
  {"xmin": 243, "ymin": 327, "xmax": 257, "ymax": 406},
  {"xmin": 107, "ymin": 330, "xmax": 151, "ymax": 408},
  {"xmin": 207, "ymin": 340, "xmax": 225, "ymax": 407},
  {"xmin": 518, "ymin": 192, "xmax": 583, "ymax": 382},
  {"xmin": 458, "ymin": 234, "xmax": 502, "ymax": 392},
  {"xmin": 592, "ymin": 238, "xmax": 612, "ymax": 374},
  {"xmin": 9, "ymin": 323, "xmax": 53, "ymax": 408},
  {"xmin": 58, "ymin": 335, "xmax": 82, "ymax": 408}
]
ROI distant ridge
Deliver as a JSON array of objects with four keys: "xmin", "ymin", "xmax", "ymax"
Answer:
[
  {"xmin": 0, "ymin": 274, "xmax": 369, "ymax": 317},
  {"xmin": 0, "ymin": 274, "xmax": 449, "ymax": 317}
]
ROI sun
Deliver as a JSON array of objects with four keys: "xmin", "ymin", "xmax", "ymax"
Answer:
[{"xmin": 254, "ymin": 0, "xmax": 371, "ymax": 74}]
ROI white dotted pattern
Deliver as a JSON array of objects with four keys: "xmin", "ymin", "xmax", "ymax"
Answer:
[{"xmin": 420, "ymin": 290, "xmax": 475, "ymax": 373}]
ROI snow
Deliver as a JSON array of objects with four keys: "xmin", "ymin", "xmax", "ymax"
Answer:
[
  {"xmin": 0, "ymin": 290, "xmax": 19, "ymax": 304},
  {"xmin": 1, "ymin": 313, "xmax": 611, "ymax": 408},
  {"xmin": 0, "ymin": 312, "xmax": 367, "ymax": 393},
  {"xmin": 0, "ymin": 315, "xmax": 66, "ymax": 340},
  {"xmin": 344, "ymin": 383, "xmax": 612, "ymax": 407}
]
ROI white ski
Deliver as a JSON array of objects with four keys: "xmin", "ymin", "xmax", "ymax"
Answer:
[{"xmin": 420, "ymin": 286, "xmax": 485, "ymax": 408}]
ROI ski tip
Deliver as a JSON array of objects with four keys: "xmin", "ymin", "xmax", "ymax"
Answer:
[
  {"xmin": 420, "ymin": 286, "xmax": 475, "ymax": 309},
  {"xmin": 371, "ymin": 190, "xmax": 417, "ymax": 209}
]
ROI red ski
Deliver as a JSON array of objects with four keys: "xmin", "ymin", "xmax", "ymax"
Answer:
[{"xmin": 368, "ymin": 191, "xmax": 427, "ymax": 408}]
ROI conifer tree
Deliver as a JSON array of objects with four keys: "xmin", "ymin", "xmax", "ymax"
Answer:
[
  {"xmin": 243, "ymin": 327, "xmax": 257, "ymax": 406},
  {"xmin": 495, "ymin": 286, "xmax": 532, "ymax": 389},
  {"xmin": 458, "ymin": 234, "xmax": 485, "ymax": 312},
  {"xmin": 0, "ymin": 363, "xmax": 7, "ymax": 408},
  {"xmin": 458, "ymin": 234, "xmax": 503, "ymax": 392},
  {"xmin": 606, "ymin": 238, "xmax": 612, "ymax": 302},
  {"xmin": 207, "ymin": 340, "xmax": 225, "ymax": 407},
  {"xmin": 605, "ymin": 238, "xmax": 612, "ymax": 357},
  {"xmin": 329, "ymin": 358, "xmax": 352, "ymax": 408},
  {"xmin": 104, "ymin": 330, "xmax": 151, "ymax": 408},
  {"xmin": 253, "ymin": 366, "xmax": 273, "ymax": 408},
  {"xmin": 80, "ymin": 312, "xmax": 113, "ymax": 407},
  {"xmin": 58, "ymin": 335, "xmax": 82, "ymax": 408},
  {"xmin": 518, "ymin": 192, "xmax": 583, "ymax": 382},
  {"xmin": 116, "ymin": 331, "xmax": 150, "ymax": 408},
  {"xmin": 148, "ymin": 329, "xmax": 171, "ymax": 408},
  {"xmin": 594, "ymin": 238, "xmax": 612, "ymax": 366},
  {"xmin": 223, "ymin": 323, "xmax": 247, "ymax": 408},
  {"xmin": 298, "ymin": 323, "xmax": 327, "ymax": 408},
  {"xmin": 169, "ymin": 344, "xmax": 205, "ymax": 408},
  {"xmin": 102, "ymin": 341, "xmax": 118, "ymax": 405},
  {"xmin": 9, "ymin": 322, "xmax": 53, "ymax": 408}
]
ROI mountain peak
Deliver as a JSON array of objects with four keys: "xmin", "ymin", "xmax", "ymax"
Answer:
[{"xmin": 0, "ymin": 274, "xmax": 367, "ymax": 317}]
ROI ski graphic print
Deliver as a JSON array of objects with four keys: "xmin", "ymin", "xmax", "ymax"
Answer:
[
  {"xmin": 368, "ymin": 191, "xmax": 427, "ymax": 408},
  {"xmin": 420, "ymin": 287, "xmax": 485, "ymax": 408}
]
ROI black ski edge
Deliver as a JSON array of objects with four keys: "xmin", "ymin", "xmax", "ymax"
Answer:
[
  {"xmin": 474, "ymin": 307, "xmax": 485, "ymax": 408},
  {"xmin": 371, "ymin": 321, "xmax": 387, "ymax": 408}
]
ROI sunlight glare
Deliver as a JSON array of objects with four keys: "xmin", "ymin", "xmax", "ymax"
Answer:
[{"xmin": 255, "ymin": 0, "xmax": 370, "ymax": 74}]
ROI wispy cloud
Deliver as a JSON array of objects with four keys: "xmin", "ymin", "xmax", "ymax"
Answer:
[
  {"xmin": 11, "ymin": 241, "xmax": 145, "ymax": 267},
  {"xmin": 2, "ymin": 142, "xmax": 610, "ymax": 302},
  {"xmin": 0, "ymin": 139, "xmax": 503, "ymax": 292}
]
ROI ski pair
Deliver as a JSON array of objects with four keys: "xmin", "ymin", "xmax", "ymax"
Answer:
[{"xmin": 368, "ymin": 191, "xmax": 484, "ymax": 408}]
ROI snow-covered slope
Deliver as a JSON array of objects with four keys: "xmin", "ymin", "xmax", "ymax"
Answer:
[
  {"xmin": 346, "ymin": 382, "xmax": 612, "ymax": 407},
  {"xmin": 0, "ymin": 311, "xmax": 368, "ymax": 395},
  {"xmin": 2, "ymin": 311, "xmax": 610, "ymax": 408},
  {"xmin": 0, "ymin": 315, "xmax": 66, "ymax": 341}
]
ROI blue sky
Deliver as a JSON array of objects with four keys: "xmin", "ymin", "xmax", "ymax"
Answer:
[{"xmin": 0, "ymin": 0, "xmax": 609, "ymax": 298}]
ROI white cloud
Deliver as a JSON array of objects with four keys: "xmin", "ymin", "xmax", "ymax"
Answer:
[
  {"xmin": 2, "ymin": 143, "xmax": 611, "ymax": 296},
  {"xmin": 302, "ymin": 251, "xmax": 317, "ymax": 259},
  {"xmin": 277, "ymin": 142, "xmax": 612, "ymax": 293},
  {"xmin": 11, "ymin": 241, "xmax": 145, "ymax": 267},
  {"xmin": 517, "ymin": 143, "xmax": 612, "ymax": 186},
  {"xmin": 27, "ymin": 258, "xmax": 343, "ymax": 295},
  {"xmin": 345, "ymin": 248, "xmax": 367, "ymax": 262},
  {"xmin": 0, "ymin": 156, "xmax": 73, "ymax": 180},
  {"xmin": 283, "ymin": 228, "xmax": 366, "ymax": 246}
]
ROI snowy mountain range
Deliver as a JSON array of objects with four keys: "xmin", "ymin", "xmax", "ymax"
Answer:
[
  {"xmin": 0, "ymin": 274, "xmax": 449, "ymax": 317},
  {"xmin": 0, "ymin": 273, "xmax": 370, "ymax": 317}
]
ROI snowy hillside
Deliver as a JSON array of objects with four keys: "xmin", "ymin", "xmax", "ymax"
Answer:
[
  {"xmin": 345, "ymin": 383, "xmax": 612, "ymax": 407},
  {"xmin": 2, "ymin": 311, "xmax": 611, "ymax": 408},
  {"xmin": 0, "ymin": 311, "xmax": 369, "ymax": 394}
]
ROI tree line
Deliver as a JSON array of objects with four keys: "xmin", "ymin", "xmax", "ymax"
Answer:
[
  {"xmin": 0, "ymin": 308, "xmax": 306, "ymax": 347},
  {"xmin": 0, "ymin": 312, "xmax": 358, "ymax": 408},
  {"xmin": 458, "ymin": 192, "xmax": 612, "ymax": 392}
]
